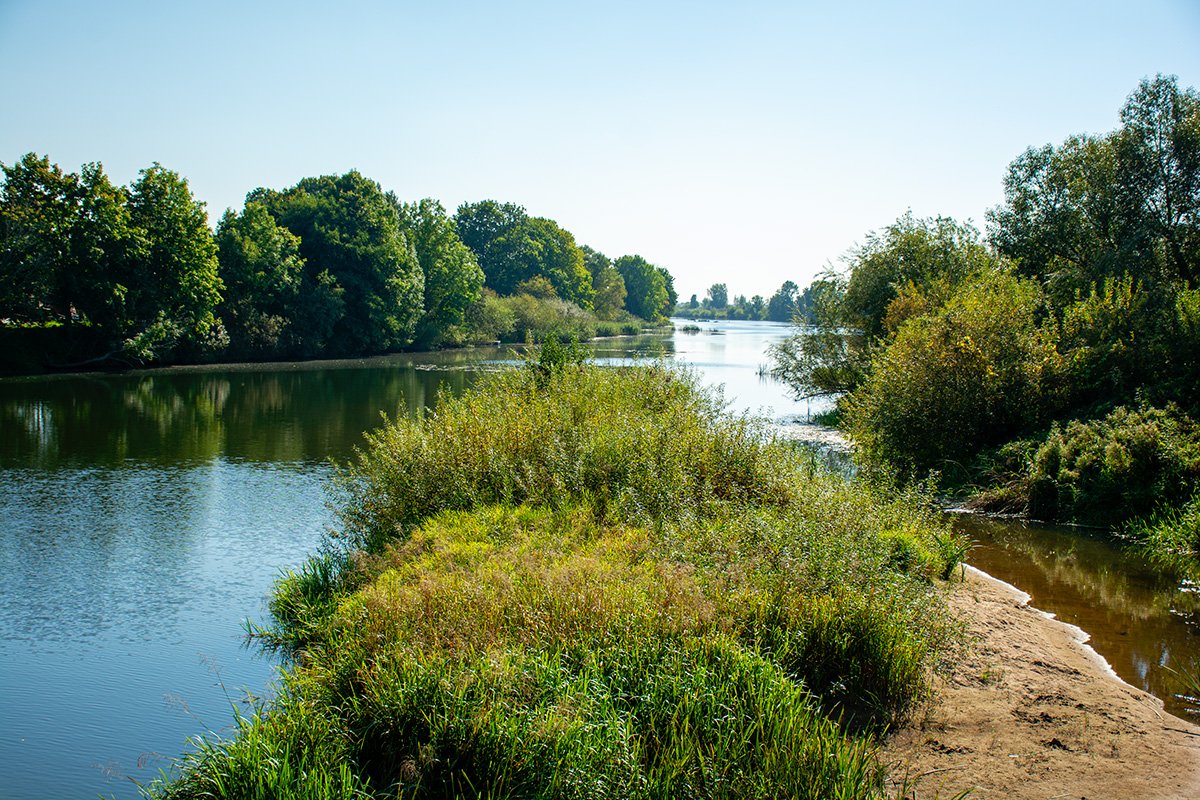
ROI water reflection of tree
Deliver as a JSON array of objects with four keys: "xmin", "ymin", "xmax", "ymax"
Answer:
[
  {"xmin": 0, "ymin": 364, "xmax": 479, "ymax": 468},
  {"xmin": 959, "ymin": 514, "xmax": 1200, "ymax": 623}
]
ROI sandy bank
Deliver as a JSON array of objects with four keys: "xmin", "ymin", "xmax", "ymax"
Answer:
[{"xmin": 884, "ymin": 565, "xmax": 1200, "ymax": 799}]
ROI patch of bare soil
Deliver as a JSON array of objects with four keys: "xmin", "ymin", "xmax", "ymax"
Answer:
[{"xmin": 884, "ymin": 566, "xmax": 1200, "ymax": 799}]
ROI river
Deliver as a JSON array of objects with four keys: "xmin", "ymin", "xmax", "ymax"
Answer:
[{"xmin": 0, "ymin": 319, "xmax": 1196, "ymax": 798}]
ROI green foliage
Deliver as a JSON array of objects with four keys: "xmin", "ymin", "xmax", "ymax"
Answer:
[
  {"xmin": 0, "ymin": 155, "xmax": 226, "ymax": 363},
  {"xmin": 152, "ymin": 366, "xmax": 966, "ymax": 798},
  {"xmin": 216, "ymin": 202, "xmax": 306, "ymax": 359},
  {"xmin": 705, "ymin": 283, "xmax": 728, "ymax": 310},
  {"xmin": 842, "ymin": 214, "xmax": 1001, "ymax": 343},
  {"xmin": 615, "ymin": 254, "xmax": 671, "ymax": 322},
  {"xmin": 1132, "ymin": 492, "xmax": 1200, "ymax": 563},
  {"xmin": 120, "ymin": 163, "xmax": 227, "ymax": 361},
  {"xmin": 483, "ymin": 292, "xmax": 598, "ymax": 343},
  {"xmin": 525, "ymin": 334, "xmax": 588, "ymax": 386},
  {"xmin": 252, "ymin": 171, "xmax": 424, "ymax": 356},
  {"xmin": 989, "ymin": 74, "xmax": 1199, "ymax": 294},
  {"xmin": 453, "ymin": 201, "xmax": 595, "ymax": 309},
  {"xmin": 583, "ymin": 246, "xmax": 628, "ymax": 320},
  {"xmin": 770, "ymin": 216, "xmax": 1002, "ymax": 403},
  {"xmin": 1055, "ymin": 275, "xmax": 1170, "ymax": 408},
  {"xmin": 395, "ymin": 198, "xmax": 485, "ymax": 347},
  {"xmin": 766, "ymin": 280, "xmax": 800, "ymax": 322},
  {"xmin": 329, "ymin": 365, "xmax": 782, "ymax": 551},
  {"xmin": 769, "ymin": 275, "xmax": 866, "ymax": 398},
  {"xmin": 1019, "ymin": 405, "xmax": 1200, "ymax": 523},
  {"xmin": 845, "ymin": 272, "xmax": 1060, "ymax": 476}
]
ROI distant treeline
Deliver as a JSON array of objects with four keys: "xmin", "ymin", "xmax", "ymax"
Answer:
[
  {"xmin": 772, "ymin": 75, "xmax": 1200, "ymax": 564},
  {"xmin": 673, "ymin": 280, "xmax": 819, "ymax": 322},
  {"xmin": 0, "ymin": 160, "xmax": 675, "ymax": 371}
]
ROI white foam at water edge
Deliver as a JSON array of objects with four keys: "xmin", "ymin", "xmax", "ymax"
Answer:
[{"xmin": 962, "ymin": 564, "xmax": 1136, "ymax": 692}]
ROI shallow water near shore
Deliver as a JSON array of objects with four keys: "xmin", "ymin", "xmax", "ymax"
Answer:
[{"xmin": 957, "ymin": 513, "xmax": 1200, "ymax": 720}]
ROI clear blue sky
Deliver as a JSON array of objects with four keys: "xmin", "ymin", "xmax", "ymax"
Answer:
[{"xmin": 2, "ymin": 0, "xmax": 1198, "ymax": 300}]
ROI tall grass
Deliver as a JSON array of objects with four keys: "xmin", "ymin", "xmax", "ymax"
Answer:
[{"xmin": 149, "ymin": 363, "xmax": 966, "ymax": 800}]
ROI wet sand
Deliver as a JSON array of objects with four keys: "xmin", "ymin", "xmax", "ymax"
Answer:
[{"xmin": 884, "ymin": 566, "xmax": 1200, "ymax": 799}]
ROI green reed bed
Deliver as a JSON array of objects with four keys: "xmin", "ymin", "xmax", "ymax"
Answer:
[{"xmin": 151, "ymin": 363, "xmax": 965, "ymax": 800}]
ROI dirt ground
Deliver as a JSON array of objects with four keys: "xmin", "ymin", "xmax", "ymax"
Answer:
[{"xmin": 883, "ymin": 566, "xmax": 1200, "ymax": 799}]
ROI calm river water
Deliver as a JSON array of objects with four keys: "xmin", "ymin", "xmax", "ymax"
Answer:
[{"xmin": 0, "ymin": 319, "xmax": 1196, "ymax": 798}]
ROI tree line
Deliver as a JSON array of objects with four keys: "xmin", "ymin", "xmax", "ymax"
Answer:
[
  {"xmin": 773, "ymin": 75, "xmax": 1200, "ymax": 559},
  {"xmin": 672, "ymin": 280, "xmax": 819, "ymax": 323},
  {"xmin": 0, "ymin": 160, "xmax": 676, "ymax": 368}
]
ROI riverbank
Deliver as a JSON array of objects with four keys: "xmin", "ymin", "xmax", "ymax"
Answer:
[{"xmin": 884, "ymin": 565, "xmax": 1200, "ymax": 799}]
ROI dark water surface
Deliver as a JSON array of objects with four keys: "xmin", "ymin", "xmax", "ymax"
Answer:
[{"xmin": 0, "ymin": 322, "xmax": 801, "ymax": 800}]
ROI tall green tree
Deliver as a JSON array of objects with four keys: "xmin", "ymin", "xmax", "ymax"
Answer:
[
  {"xmin": 252, "ymin": 171, "xmax": 423, "ymax": 356},
  {"xmin": 1114, "ymin": 74, "xmax": 1200, "ymax": 286},
  {"xmin": 705, "ymin": 282, "xmax": 728, "ymax": 309},
  {"xmin": 524, "ymin": 216, "xmax": 594, "ymax": 308},
  {"xmin": 125, "ymin": 163, "xmax": 224, "ymax": 359},
  {"xmin": 843, "ymin": 213, "xmax": 999, "ymax": 342},
  {"xmin": 395, "ymin": 198, "xmax": 485, "ymax": 346},
  {"xmin": 0, "ymin": 154, "xmax": 137, "ymax": 331},
  {"xmin": 767, "ymin": 280, "xmax": 799, "ymax": 322},
  {"xmin": 658, "ymin": 267, "xmax": 677, "ymax": 312},
  {"xmin": 582, "ymin": 245, "xmax": 626, "ymax": 319},
  {"xmin": 215, "ymin": 202, "xmax": 305, "ymax": 358},
  {"xmin": 989, "ymin": 75, "xmax": 1199, "ymax": 295},
  {"xmin": 615, "ymin": 254, "xmax": 670, "ymax": 321},
  {"xmin": 454, "ymin": 201, "xmax": 592, "ymax": 307}
]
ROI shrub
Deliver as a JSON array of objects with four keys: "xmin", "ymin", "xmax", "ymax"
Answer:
[
  {"xmin": 1022, "ymin": 404, "xmax": 1200, "ymax": 523},
  {"xmin": 845, "ymin": 272, "xmax": 1061, "ymax": 476}
]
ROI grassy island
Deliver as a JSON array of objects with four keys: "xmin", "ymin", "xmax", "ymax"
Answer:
[{"xmin": 149, "ymin": 359, "xmax": 966, "ymax": 799}]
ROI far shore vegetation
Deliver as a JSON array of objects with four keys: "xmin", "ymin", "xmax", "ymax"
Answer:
[
  {"xmin": 146, "ymin": 355, "xmax": 968, "ymax": 799},
  {"xmin": 770, "ymin": 75, "xmax": 1200, "ymax": 570},
  {"xmin": 0, "ymin": 167, "xmax": 675, "ymax": 374}
]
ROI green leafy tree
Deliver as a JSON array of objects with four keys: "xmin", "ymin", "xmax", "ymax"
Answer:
[
  {"xmin": 252, "ymin": 171, "xmax": 423, "ymax": 356},
  {"xmin": 846, "ymin": 272, "xmax": 1061, "ymax": 475},
  {"xmin": 769, "ymin": 276, "xmax": 863, "ymax": 397},
  {"xmin": 454, "ymin": 201, "xmax": 592, "ymax": 308},
  {"xmin": 989, "ymin": 75, "xmax": 1199, "ymax": 295},
  {"xmin": 843, "ymin": 213, "xmax": 999, "ymax": 342},
  {"xmin": 215, "ymin": 202, "xmax": 305, "ymax": 358},
  {"xmin": 395, "ymin": 198, "xmax": 484, "ymax": 346},
  {"xmin": 0, "ymin": 154, "xmax": 81, "ymax": 323},
  {"xmin": 705, "ymin": 282, "xmax": 728, "ymax": 309},
  {"xmin": 0, "ymin": 154, "xmax": 137, "ymax": 331},
  {"xmin": 615, "ymin": 254, "xmax": 669, "ymax": 321},
  {"xmin": 658, "ymin": 267, "xmax": 678, "ymax": 311},
  {"xmin": 771, "ymin": 214, "xmax": 1000, "ymax": 399},
  {"xmin": 582, "ymin": 245, "xmax": 627, "ymax": 320},
  {"xmin": 767, "ymin": 280, "xmax": 799, "ymax": 322},
  {"xmin": 524, "ymin": 216, "xmax": 593, "ymax": 308},
  {"xmin": 1114, "ymin": 74, "xmax": 1200, "ymax": 286},
  {"xmin": 582, "ymin": 245, "xmax": 610, "ymax": 282},
  {"xmin": 125, "ymin": 163, "xmax": 224, "ymax": 360}
]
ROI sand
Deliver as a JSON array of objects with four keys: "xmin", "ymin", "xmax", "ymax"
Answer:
[{"xmin": 883, "ymin": 566, "xmax": 1200, "ymax": 800}]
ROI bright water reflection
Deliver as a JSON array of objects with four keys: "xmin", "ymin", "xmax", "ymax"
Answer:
[{"xmin": 0, "ymin": 322, "xmax": 806, "ymax": 800}]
